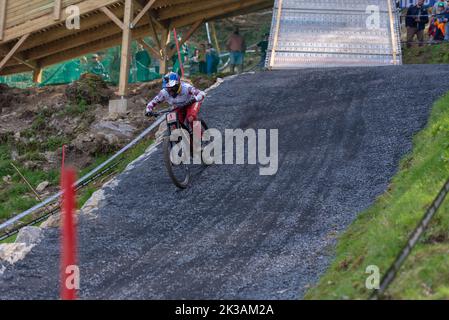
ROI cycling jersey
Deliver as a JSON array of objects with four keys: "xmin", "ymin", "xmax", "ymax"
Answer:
[{"xmin": 146, "ymin": 82, "xmax": 205, "ymax": 112}]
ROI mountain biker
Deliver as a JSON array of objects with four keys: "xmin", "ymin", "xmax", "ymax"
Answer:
[{"xmin": 145, "ymin": 72, "xmax": 206, "ymax": 128}]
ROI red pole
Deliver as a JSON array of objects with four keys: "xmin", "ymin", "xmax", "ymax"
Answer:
[
  {"xmin": 60, "ymin": 168, "xmax": 78, "ymax": 300},
  {"xmin": 173, "ymin": 28, "xmax": 185, "ymax": 78}
]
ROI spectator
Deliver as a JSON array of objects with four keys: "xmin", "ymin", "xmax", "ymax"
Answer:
[
  {"xmin": 135, "ymin": 44, "xmax": 151, "ymax": 82},
  {"xmin": 206, "ymin": 43, "xmax": 219, "ymax": 75},
  {"xmin": 432, "ymin": 0, "xmax": 448, "ymax": 15},
  {"xmin": 226, "ymin": 28, "xmax": 246, "ymax": 74},
  {"xmin": 406, "ymin": 0, "xmax": 429, "ymax": 48},
  {"xmin": 433, "ymin": 2, "xmax": 449, "ymax": 41},
  {"xmin": 257, "ymin": 33, "xmax": 269, "ymax": 68},
  {"xmin": 198, "ymin": 43, "xmax": 207, "ymax": 74},
  {"xmin": 190, "ymin": 48, "xmax": 200, "ymax": 74}
]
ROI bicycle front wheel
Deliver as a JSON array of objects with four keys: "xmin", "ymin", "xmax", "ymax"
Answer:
[{"xmin": 163, "ymin": 136, "xmax": 191, "ymax": 189}]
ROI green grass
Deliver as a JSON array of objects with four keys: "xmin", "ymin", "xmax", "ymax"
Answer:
[
  {"xmin": 403, "ymin": 42, "xmax": 449, "ymax": 64},
  {"xmin": 305, "ymin": 92, "xmax": 449, "ymax": 299},
  {"xmin": 0, "ymin": 132, "xmax": 155, "ymax": 243}
]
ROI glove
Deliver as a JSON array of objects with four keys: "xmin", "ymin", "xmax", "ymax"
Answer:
[{"xmin": 145, "ymin": 110, "xmax": 157, "ymax": 117}]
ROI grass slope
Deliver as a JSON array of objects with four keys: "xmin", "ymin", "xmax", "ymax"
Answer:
[
  {"xmin": 305, "ymin": 92, "xmax": 449, "ymax": 300},
  {"xmin": 403, "ymin": 43, "xmax": 449, "ymax": 64}
]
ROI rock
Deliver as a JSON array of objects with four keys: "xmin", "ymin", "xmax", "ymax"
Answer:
[
  {"xmin": 40, "ymin": 214, "xmax": 60, "ymax": 229},
  {"xmin": 15, "ymin": 226, "xmax": 43, "ymax": 247},
  {"xmin": 93, "ymin": 120, "xmax": 136, "ymax": 139},
  {"xmin": 0, "ymin": 243, "xmax": 34, "ymax": 264},
  {"xmin": 24, "ymin": 161, "xmax": 39, "ymax": 170},
  {"xmin": 80, "ymin": 189, "xmax": 105, "ymax": 218},
  {"xmin": 2, "ymin": 175, "xmax": 11, "ymax": 183},
  {"xmin": 36, "ymin": 181, "xmax": 50, "ymax": 192}
]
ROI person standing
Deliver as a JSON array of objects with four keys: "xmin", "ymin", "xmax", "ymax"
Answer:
[
  {"xmin": 206, "ymin": 43, "xmax": 219, "ymax": 75},
  {"xmin": 198, "ymin": 43, "xmax": 207, "ymax": 74},
  {"xmin": 257, "ymin": 33, "xmax": 269, "ymax": 68},
  {"xmin": 135, "ymin": 44, "xmax": 151, "ymax": 82},
  {"xmin": 226, "ymin": 28, "xmax": 246, "ymax": 74},
  {"xmin": 406, "ymin": 0, "xmax": 429, "ymax": 48}
]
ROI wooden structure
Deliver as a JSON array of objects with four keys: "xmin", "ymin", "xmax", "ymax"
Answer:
[{"xmin": 0, "ymin": 0, "xmax": 274, "ymax": 96}]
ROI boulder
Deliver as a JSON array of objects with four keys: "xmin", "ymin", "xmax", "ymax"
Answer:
[
  {"xmin": 0, "ymin": 243, "xmax": 34, "ymax": 264},
  {"xmin": 2, "ymin": 175, "xmax": 12, "ymax": 183},
  {"xmin": 36, "ymin": 181, "xmax": 50, "ymax": 192},
  {"xmin": 92, "ymin": 120, "xmax": 136, "ymax": 139},
  {"xmin": 15, "ymin": 226, "xmax": 43, "ymax": 247}
]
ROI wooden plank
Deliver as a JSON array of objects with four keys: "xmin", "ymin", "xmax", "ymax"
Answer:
[
  {"xmin": 138, "ymin": 38, "xmax": 160, "ymax": 58},
  {"xmin": 159, "ymin": 27, "xmax": 170, "ymax": 74},
  {"xmin": 269, "ymin": 0, "xmax": 282, "ymax": 68},
  {"xmin": 169, "ymin": 0, "xmax": 268, "ymax": 28},
  {"xmin": 33, "ymin": 66, "xmax": 43, "ymax": 83},
  {"xmin": 131, "ymin": 0, "xmax": 156, "ymax": 28},
  {"xmin": 118, "ymin": 0, "xmax": 133, "ymax": 96},
  {"xmin": 0, "ymin": 0, "xmax": 6, "ymax": 41},
  {"xmin": 54, "ymin": 0, "xmax": 62, "ymax": 20},
  {"xmin": 148, "ymin": 14, "xmax": 161, "ymax": 51},
  {"xmin": 17, "ymin": 5, "xmax": 127, "ymax": 52},
  {"xmin": 101, "ymin": 6, "xmax": 125, "ymax": 30},
  {"xmin": 24, "ymin": 21, "xmax": 122, "ymax": 60},
  {"xmin": 158, "ymin": 0, "xmax": 234, "ymax": 20},
  {"xmin": 0, "ymin": 33, "xmax": 29, "ymax": 71},
  {"xmin": 1, "ymin": 0, "xmax": 120, "ymax": 43}
]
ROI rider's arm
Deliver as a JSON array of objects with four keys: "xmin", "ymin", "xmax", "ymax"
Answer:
[
  {"xmin": 146, "ymin": 90, "xmax": 168, "ymax": 112},
  {"xmin": 188, "ymin": 86, "xmax": 206, "ymax": 103}
]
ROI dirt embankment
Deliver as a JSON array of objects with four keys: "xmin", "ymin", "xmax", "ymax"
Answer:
[{"xmin": 0, "ymin": 74, "xmax": 217, "ymax": 172}]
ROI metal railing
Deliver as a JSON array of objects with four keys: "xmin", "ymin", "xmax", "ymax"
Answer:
[{"xmin": 0, "ymin": 116, "xmax": 164, "ymax": 240}]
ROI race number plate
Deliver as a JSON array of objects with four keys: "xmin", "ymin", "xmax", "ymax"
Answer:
[{"xmin": 166, "ymin": 112, "xmax": 178, "ymax": 124}]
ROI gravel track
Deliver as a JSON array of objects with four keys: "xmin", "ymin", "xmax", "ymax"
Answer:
[{"xmin": 2, "ymin": 65, "xmax": 449, "ymax": 300}]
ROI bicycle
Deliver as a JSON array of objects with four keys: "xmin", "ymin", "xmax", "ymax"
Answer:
[{"xmin": 150, "ymin": 108, "xmax": 209, "ymax": 189}]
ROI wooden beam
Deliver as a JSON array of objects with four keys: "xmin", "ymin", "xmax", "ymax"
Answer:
[
  {"xmin": 167, "ymin": 20, "xmax": 203, "ymax": 58},
  {"xmin": 33, "ymin": 67, "xmax": 43, "ymax": 84},
  {"xmin": 169, "ymin": 0, "xmax": 269, "ymax": 29},
  {"xmin": 138, "ymin": 38, "xmax": 161, "ymax": 58},
  {"xmin": 158, "ymin": 0, "xmax": 237, "ymax": 21},
  {"xmin": 54, "ymin": 0, "xmax": 62, "ymax": 21},
  {"xmin": 101, "ymin": 6, "xmax": 125, "ymax": 30},
  {"xmin": 0, "ymin": 0, "xmax": 6, "ymax": 41},
  {"xmin": 36, "ymin": 23, "xmax": 152, "ymax": 69},
  {"xmin": 159, "ymin": 27, "xmax": 170, "ymax": 75},
  {"xmin": 210, "ymin": 1, "xmax": 273, "ymax": 21},
  {"xmin": 148, "ymin": 15, "xmax": 161, "ymax": 51},
  {"xmin": 0, "ymin": 34, "xmax": 30, "ymax": 72},
  {"xmin": 131, "ymin": 0, "xmax": 156, "ymax": 28},
  {"xmin": 2, "ymin": 0, "xmax": 121, "ymax": 44},
  {"xmin": 118, "ymin": 0, "xmax": 133, "ymax": 96},
  {"xmin": 24, "ymin": 22, "xmax": 123, "ymax": 61}
]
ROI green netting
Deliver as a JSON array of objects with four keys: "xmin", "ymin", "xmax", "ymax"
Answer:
[{"xmin": 0, "ymin": 41, "xmax": 162, "ymax": 89}]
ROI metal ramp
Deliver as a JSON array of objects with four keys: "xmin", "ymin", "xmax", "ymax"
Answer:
[{"xmin": 266, "ymin": 0, "xmax": 402, "ymax": 68}]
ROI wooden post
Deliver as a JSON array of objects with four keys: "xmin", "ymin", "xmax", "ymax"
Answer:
[
  {"xmin": 0, "ymin": 0, "xmax": 7, "ymax": 41},
  {"xmin": 386, "ymin": 0, "xmax": 397, "ymax": 65},
  {"xmin": 0, "ymin": 33, "xmax": 30, "ymax": 72},
  {"xmin": 33, "ymin": 67, "xmax": 43, "ymax": 84},
  {"xmin": 159, "ymin": 27, "xmax": 170, "ymax": 75},
  {"xmin": 54, "ymin": 0, "xmax": 62, "ymax": 21},
  {"xmin": 269, "ymin": 0, "xmax": 283, "ymax": 68},
  {"xmin": 118, "ymin": 0, "xmax": 133, "ymax": 97}
]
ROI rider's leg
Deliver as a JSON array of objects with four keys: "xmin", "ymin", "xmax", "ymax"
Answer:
[
  {"xmin": 175, "ymin": 108, "xmax": 186, "ymax": 125},
  {"xmin": 186, "ymin": 102, "xmax": 202, "ymax": 126}
]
